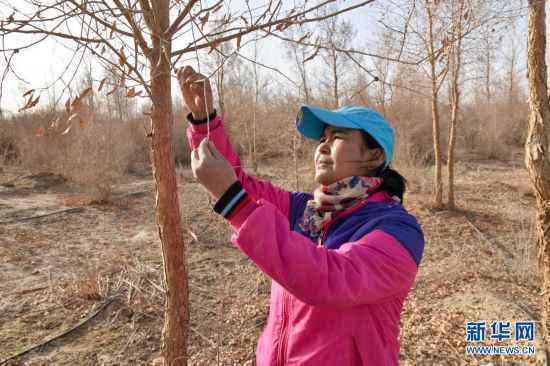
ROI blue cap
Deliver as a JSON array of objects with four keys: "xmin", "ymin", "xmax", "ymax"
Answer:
[{"xmin": 295, "ymin": 105, "xmax": 395, "ymax": 169}]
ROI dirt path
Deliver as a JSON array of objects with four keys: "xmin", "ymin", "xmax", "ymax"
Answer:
[{"xmin": 0, "ymin": 160, "xmax": 544, "ymax": 365}]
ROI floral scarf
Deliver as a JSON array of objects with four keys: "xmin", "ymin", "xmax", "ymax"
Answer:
[{"xmin": 299, "ymin": 176, "xmax": 397, "ymax": 242}]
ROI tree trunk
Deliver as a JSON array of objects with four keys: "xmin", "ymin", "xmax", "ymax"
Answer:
[
  {"xmin": 526, "ymin": 0, "xmax": 550, "ymax": 361},
  {"xmin": 149, "ymin": 2, "xmax": 189, "ymax": 365},
  {"xmin": 426, "ymin": 3, "xmax": 444, "ymax": 208},
  {"xmin": 447, "ymin": 1, "xmax": 464, "ymax": 210},
  {"xmin": 332, "ymin": 48, "xmax": 339, "ymax": 108},
  {"xmin": 217, "ymin": 64, "xmax": 226, "ymax": 119},
  {"xmin": 509, "ymin": 50, "xmax": 517, "ymax": 104},
  {"xmin": 293, "ymin": 131, "xmax": 300, "ymax": 191},
  {"xmin": 483, "ymin": 33, "xmax": 492, "ymax": 105}
]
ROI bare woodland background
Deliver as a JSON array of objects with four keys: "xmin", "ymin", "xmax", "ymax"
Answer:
[{"xmin": 0, "ymin": 0, "xmax": 546, "ymax": 365}]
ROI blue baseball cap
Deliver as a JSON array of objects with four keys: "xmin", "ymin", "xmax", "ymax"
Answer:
[{"xmin": 295, "ymin": 105, "xmax": 395, "ymax": 169}]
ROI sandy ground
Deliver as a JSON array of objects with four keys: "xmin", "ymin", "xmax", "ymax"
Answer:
[{"xmin": 0, "ymin": 158, "xmax": 545, "ymax": 365}]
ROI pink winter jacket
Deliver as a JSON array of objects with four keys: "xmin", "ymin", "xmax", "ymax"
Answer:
[{"xmin": 187, "ymin": 116, "xmax": 424, "ymax": 366}]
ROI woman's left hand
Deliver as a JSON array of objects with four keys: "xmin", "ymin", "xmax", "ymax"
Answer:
[{"xmin": 191, "ymin": 138, "xmax": 238, "ymax": 200}]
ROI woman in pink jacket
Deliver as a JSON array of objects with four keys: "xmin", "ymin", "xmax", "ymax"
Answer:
[{"xmin": 178, "ymin": 66, "xmax": 424, "ymax": 366}]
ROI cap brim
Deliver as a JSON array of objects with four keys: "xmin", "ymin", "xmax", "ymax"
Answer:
[{"xmin": 296, "ymin": 105, "xmax": 361, "ymax": 140}]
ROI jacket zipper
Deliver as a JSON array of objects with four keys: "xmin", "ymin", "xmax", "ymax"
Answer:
[
  {"xmin": 276, "ymin": 198, "xmax": 375, "ymax": 362},
  {"xmin": 277, "ymin": 291, "xmax": 290, "ymax": 365}
]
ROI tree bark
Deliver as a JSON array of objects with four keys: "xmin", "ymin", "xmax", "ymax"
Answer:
[
  {"xmin": 446, "ymin": 0, "xmax": 464, "ymax": 210},
  {"xmin": 426, "ymin": 2, "xmax": 444, "ymax": 208},
  {"xmin": 331, "ymin": 48, "xmax": 339, "ymax": 108},
  {"xmin": 149, "ymin": 1, "xmax": 189, "ymax": 364},
  {"xmin": 526, "ymin": 0, "xmax": 550, "ymax": 361}
]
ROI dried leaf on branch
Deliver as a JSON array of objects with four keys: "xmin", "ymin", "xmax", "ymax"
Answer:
[
  {"xmin": 98, "ymin": 78, "xmax": 107, "ymax": 92},
  {"xmin": 126, "ymin": 87, "xmax": 142, "ymax": 98},
  {"xmin": 23, "ymin": 89, "xmax": 35, "ymax": 97},
  {"xmin": 18, "ymin": 94, "xmax": 40, "ymax": 112},
  {"xmin": 79, "ymin": 87, "xmax": 92, "ymax": 99},
  {"xmin": 118, "ymin": 47, "xmax": 126, "ymax": 66}
]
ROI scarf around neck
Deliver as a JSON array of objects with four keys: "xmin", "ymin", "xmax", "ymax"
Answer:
[{"xmin": 299, "ymin": 175, "xmax": 398, "ymax": 242}]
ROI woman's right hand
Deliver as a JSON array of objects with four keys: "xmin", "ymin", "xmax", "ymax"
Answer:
[{"xmin": 177, "ymin": 65, "xmax": 214, "ymax": 120}]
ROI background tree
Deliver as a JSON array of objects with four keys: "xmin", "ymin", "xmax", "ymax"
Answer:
[{"xmin": 318, "ymin": 14, "xmax": 356, "ymax": 108}]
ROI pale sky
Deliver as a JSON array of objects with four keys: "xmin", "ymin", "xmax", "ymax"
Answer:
[{"xmin": 0, "ymin": 1, "xmax": 531, "ymax": 115}]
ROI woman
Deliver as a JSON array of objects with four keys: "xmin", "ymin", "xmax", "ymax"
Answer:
[{"xmin": 178, "ymin": 66, "xmax": 425, "ymax": 366}]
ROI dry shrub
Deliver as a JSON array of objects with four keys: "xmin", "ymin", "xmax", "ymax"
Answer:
[
  {"xmin": 56, "ymin": 271, "xmax": 105, "ymax": 301},
  {"xmin": 112, "ymin": 257, "xmax": 164, "ymax": 317},
  {"xmin": 388, "ymin": 100, "xmax": 439, "ymax": 169},
  {"xmin": 1, "ymin": 111, "xmax": 151, "ymax": 199},
  {"xmin": 461, "ymin": 101, "xmax": 527, "ymax": 160}
]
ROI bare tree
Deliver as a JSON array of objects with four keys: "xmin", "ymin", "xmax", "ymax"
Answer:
[
  {"xmin": 318, "ymin": 15, "xmax": 356, "ymax": 108},
  {"xmin": 445, "ymin": 0, "xmax": 466, "ymax": 210},
  {"xmin": 0, "ymin": 1, "xmax": 376, "ymax": 364},
  {"xmin": 423, "ymin": 0, "xmax": 448, "ymax": 208},
  {"xmin": 525, "ymin": 0, "xmax": 550, "ymax": 360}
]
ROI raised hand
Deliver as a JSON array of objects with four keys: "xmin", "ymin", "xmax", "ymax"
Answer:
[{"xmin": 177, "ymin": 65, "xmax": 214, "ymax": 120}]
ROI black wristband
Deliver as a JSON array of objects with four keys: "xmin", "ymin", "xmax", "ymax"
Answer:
[
  {"xmin": 213, "ymin": 180, "xmax": 247, "ymax": 218},
  {"xmin": 187, "ymin": 109, "xmax": 217, "ymax": 125}
]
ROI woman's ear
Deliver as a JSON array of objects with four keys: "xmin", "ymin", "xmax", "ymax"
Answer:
[{"xmin": 364, "ymin": 148, "xmax": 385, "ymax": 167}]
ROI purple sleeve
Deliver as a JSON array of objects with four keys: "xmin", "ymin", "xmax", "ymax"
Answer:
[
  {"xmin": 186, "ymin": 116, "xmax": 290, "ymax": 217},
  {"xmin": 228, "ymin": 198, "xmax": 418, "ymax": 307}
]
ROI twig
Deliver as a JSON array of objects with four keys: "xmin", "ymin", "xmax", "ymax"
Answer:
[
  {"xmin": 0, "ymin": 298, "xmax": 115, "ymax": 365},
  {"xmin": 14, "ymin": 286, "xmax": 49, "ymax": 296},
  {"xmin": 0, "ymin": 207, "xmax": 85, "ymax": 225},
  {"xmin": 463, "ymin": 215, "xmax": 515, "ymax": 258}
]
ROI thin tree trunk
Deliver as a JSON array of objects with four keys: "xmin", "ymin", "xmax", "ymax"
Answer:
[
  {"xmin": 526, "ymin": 0, "xmax": 550, "ymax": 361},
  {"xmin": 251, "ymin": 37, "xmax": 259, "ymax": 173},
  {"xmin": 217, "ymin": 64, "xmax": 225, "ymax": 118},
  {"xmin": 149, "ymin": 2, "xmax": 189, "ymax": 364},
  {"xmin": 332, "ymin": 48, "xmax": 339, "ymax": 108},
  {"xmin": 446, "ymin": 1, "xmax": 464, "ymax": 210},
  {"xmin": 509, "ymin": 51, "xmax": 517, "ymax": 104},
  {"xmin": 484, "ymin": 34, "xmax": 492, "ymax": 105},
  {"xmin": 426, "ymin": 3, "xmax": 443, "ymax": 208}
]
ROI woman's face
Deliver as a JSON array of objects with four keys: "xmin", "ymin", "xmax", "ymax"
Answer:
[{"xmin": 314, "ymin": 126, "xmax": 385, "ymax": 186}]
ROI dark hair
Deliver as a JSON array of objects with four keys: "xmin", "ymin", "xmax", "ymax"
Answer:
[{"xmin": 361, "ymin": 131, "xmax": 407, "ymax": 202}]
